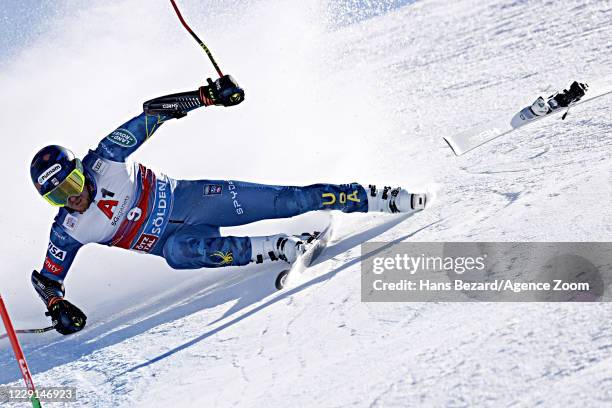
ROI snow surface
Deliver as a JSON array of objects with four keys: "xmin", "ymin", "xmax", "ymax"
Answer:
[{"xmin": 1, "ymin": 0, "xmax": 612, "ymax": 406}]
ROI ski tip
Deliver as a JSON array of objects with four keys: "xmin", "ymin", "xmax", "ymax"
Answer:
[
  {"xmin": 275, "ymin": 270, "xmax": 289, "ymax": 290},
  {"xmin": 443, "ymin": 137, "xmax": 462, "ymax": 156},
  {"xmin": 424, "ymin": 183, "xmax": 442, "ymax": 209}
]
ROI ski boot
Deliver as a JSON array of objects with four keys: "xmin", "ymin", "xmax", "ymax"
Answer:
[
  {"xmin": 549, "ymin": 81, "xmax": 588, "ymax": 109},
  {"xmin": 367, "ymin": 185, "xmax": 427, "ymax": 214},
  {"xmin": 529, "ymin": 96, "xmax": 550, "ymax": 116},
  {"xmin": 250, "ymin": 234, "xmax": 310, "ymax": 264}
]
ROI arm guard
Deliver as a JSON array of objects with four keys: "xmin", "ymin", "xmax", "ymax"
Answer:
[
  {"xmin": 143, "ymin": 89, "xmax": 204, "ymax": 119},
  {"xmin": 32, "ymin": 270, "xmax": 65, "ymax": 306}
]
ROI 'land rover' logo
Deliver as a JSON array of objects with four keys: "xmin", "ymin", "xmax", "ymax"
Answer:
[{"xmin": 106, "ymin": 128, "xmax": 137, "ymax": 147}]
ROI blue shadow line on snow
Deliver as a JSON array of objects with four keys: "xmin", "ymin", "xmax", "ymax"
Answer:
[{"xmin": 114, "ymin": 215, "xmax": 441, "ymax": 379}]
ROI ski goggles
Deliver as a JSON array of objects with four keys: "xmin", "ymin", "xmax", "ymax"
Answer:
[{"xmin": 43, "ymin": 159, "xmax": 86, "ymax": 207}]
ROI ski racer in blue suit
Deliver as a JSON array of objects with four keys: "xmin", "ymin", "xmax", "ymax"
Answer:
[{"xmin": 30, "ymin": 75, "xmax": 427, "ymax": 335}]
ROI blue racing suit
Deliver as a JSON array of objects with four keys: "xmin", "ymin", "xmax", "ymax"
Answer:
[{"xmin": 38, "ymin": 105, "xmax": 369, "ymax": 293}]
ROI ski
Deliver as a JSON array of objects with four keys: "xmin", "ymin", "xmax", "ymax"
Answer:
[
  {"xmin": 444, "ymin": 81, "xmax": 612, "ymax": 156},
  {"xmin": 275, "ymin": 219, "xmax": 334, "ymax": 290}
]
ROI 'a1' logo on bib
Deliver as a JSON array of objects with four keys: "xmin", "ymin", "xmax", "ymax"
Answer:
[{"xmin": 98, "ymin": 200, "xmax": 118, "ymax": 219}]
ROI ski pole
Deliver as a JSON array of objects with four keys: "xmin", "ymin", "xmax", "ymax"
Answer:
[
  {"xmin": 562, "ymin": 107, "xmax": 570, "ymax": 120},
  {"xmin": 169, "ymin": 0, "xmax": 224, "ymax": 77},
  {"xmin": 0, "ymin": 325, "xmax": 55, "ymax": 340},
  {"xmin": 0, "ymin": 294, "xmax": 43, "ymax": 408}
]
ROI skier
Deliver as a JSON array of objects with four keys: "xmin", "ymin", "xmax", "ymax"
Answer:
[{"xmin": 29, "ymin": 75, "xmax": 427, "ymax": 335}]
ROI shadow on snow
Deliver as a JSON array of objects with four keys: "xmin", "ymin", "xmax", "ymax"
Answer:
[
  {"xmin": 0, "ymin": 213, "xmax": 437, "ymax": 386},
  {"xmin": 112, "ymin": 213, "xmax": 439, "ymax": 380}
]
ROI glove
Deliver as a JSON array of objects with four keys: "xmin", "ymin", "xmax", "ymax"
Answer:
[
  {"xmin": 200, "ymin": 75, "xmax": 245, "ymax": 107},
  {"xmin": 45, "ymin": 298, "xmax": 87, "ymax": 335}
]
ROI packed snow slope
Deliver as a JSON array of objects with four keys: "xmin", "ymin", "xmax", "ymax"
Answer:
[{"xmin": 1, "ymin": 0, "xmax": 612, "ymax": 406}]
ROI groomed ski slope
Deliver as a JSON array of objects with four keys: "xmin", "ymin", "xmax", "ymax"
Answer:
[{"xmin": 1, "ymin": 0, "xmax": 612, "ymax": 406}]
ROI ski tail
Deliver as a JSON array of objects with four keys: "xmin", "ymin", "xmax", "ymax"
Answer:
[
  {"xmin": 275, "ymin": 214, "xmax": 334, "ymax": 290},
  {"xmin": 444, "ymin": 122, "xmax": 510, "ymax": 156},
  {"xmin": 443, "ymin": 137, "xmax": 460, "ymax": 156}
]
